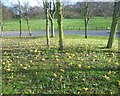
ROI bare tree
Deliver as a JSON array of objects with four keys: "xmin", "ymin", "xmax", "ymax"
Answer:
[
  {"xmin": 23, "ymin": 2, "xmax": 32, "ymax": 36},
  {"xmin": 96, "ymin": 2, "xmax": 114, "ymax": 19},
  {"xmin": 83, "ymin": 2, "xmax": 96, "ymax": 38},
  {"xmin": 49, "ymin": 0, "xmax": 56, "ymax": 37},
  {"xmin": 107, "ymin": 2, "xmax": 120, "ymax": 48},
  {"xmin": 43, "ymin": 0, "xmax": 50, "ymax": 46},
  {"xmin": 37, "ymin": 0, "xmax": 50, "ymax": 46},
  {"xmin": 56, "ymin": 0, "xmax": 64, "ymax": 50},
  {"xmin": 18, "ymin": 0, "xmax": 22, "ymax": 37}
]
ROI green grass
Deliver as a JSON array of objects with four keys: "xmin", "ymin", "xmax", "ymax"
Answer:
[
  {"xmin": 3, "ymin": 17, "xmax": 112, "ymax": 31},
  {"xmin": 2, "ymin": 35, "xmax": 120, "ymax": 94}
]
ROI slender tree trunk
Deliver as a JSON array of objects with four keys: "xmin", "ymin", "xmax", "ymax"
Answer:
[
  {"xmin": 19, "ymin": 15, "xmax": 22, "ymax": 37},
  {"xmin": 84, "ymin": 2, "xmax": 89, "ymax": 39},
  {"xmin": 107, "ymin": 2, "xmax": 120, "ymax": 48},
  {"xmin": 26, "ymin": 18, "xmax": 32, "ymax": 36},
  {"xmin": 18, "ymin": 0, "xmax": 22, "ymax": 37},
  {"xmin": 50, "ymin": 18, "xmax": 55, "ymax": 37},
  {"xmin": 84, "ymin": 18, "xmax": 88, "ymax": 38},
  {"xmin": 56, "ymin": 1, "xmax": 64, "ymax": 50},
  {"xmin": 49, "ymin": 1, "xmax": 55, "ymax": 37},
  {"xmin": 46, "ymin": 2, "xmax": 50, "ymax": 46}
]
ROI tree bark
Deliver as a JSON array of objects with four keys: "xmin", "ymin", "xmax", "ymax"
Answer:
[
  {"xmin": 84, "ymin": 2, "xmax": 89, "ymax": 39},
  {"xmin": 18, "ymin": 0, "xmax": 22, "ymax": 37},
  {"xmin": 49, "ymin": 1, "xmax": 55, "ymax": 37},
  {"xmin": 26, "ymin": 18, "xmax": 32, "ymax": 36},
  {"xmin": 50, "ymin": 17, "xmax": 55, "ymax": 37},
  {"xmin": 56, "ymin": 1, "xmax": 64, "ymax": 50},
  {"xmin": 19, "ymin": 14, "xmax": 22, "ymax": 37},
  {"xmin": 45, "ymin": 1, "xmax": 50, "ymax": 46},
  {"xmin": 84, "ymin": 18, "xmax": 88, "ymax": 38},
  {"xmin": 107, "ymin": 2, "xmax": 120, "ymax": 48}
]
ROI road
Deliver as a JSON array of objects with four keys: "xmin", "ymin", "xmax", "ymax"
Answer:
[{"xmin": 1, "ymin": 30, "xmax": 120, "ymax": 37}]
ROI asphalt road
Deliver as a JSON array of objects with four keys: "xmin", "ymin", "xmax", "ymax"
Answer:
[{"xmin": 1, "ymin": 30, "xmax": 120, "ymax": 37}]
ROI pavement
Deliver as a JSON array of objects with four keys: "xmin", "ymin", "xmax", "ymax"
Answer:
[{"xmin": 1, "ymin": 30, "xmax": 120, "ymax": 38}]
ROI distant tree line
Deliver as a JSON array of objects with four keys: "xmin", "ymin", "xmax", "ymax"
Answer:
[{"xmin": 1, "ymin": 2, "xmax": 114, "ymax": 20}]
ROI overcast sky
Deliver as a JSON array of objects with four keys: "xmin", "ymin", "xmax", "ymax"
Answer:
[{"xmin": 3, "ymin": 0, "xmax": 116, "ymax": 7}]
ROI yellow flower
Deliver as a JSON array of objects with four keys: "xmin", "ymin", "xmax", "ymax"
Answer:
[
  {"xmin": 29, "ymin": 60, "xmax": 32, "ymax": 63},
  {"xmin": 56, "ymin": 64, "xmax": 59, "ymax": 66},
  {"xmin": 108, "ymin": 71, "xmax": 112, "ymax": 75},
  {"xmin": 87, "ymin": 66, "xmax": 90, "ymax": 69},
  {"xmin": 4, "ymin": 52, "xmax": 7, "ymax": 54},
  {"xmin": 75, "ymin": 76, "xmax": 78, "ymax": 79},
  {"xmin": 83, "ymin": 87, "xmax": 89, "ymax": 91},
  {"xmin": 71, "ymin": 54, "xmax": 75, "ymax": 57},
  {"xmin": 60, "ymin": 75, "xmax": 63, "ymax": 78},
  {"xmin": 115, "ymin": 62, "xmax": 119, "ymax": 65},
  {"xmin": 81, "ymin": 59, "xmax": 84, "ymax": 61},
  {"xmin": 41, "ymin": 58, "xmax": 45, "ymax": 61},
  {"xmin": 117, "ymin": 80, "xmax": 120, "ymax": 86},
  {"xmin": 23, "ymin": 67, "xmax": 27, "ymax": 69},
  {"xmin": 86, "ymin": 54, "xmax": 89, "ymax": 56},
  {"xmin": 56, "ymin": 58, "xmax": 59, "ymax": 62},
  {"xmin": 6, "ymin": 61, "xmax": 10, "ymax": 64},
  {"xmin": 66, "ymin": 52, "xmax": 69, "ymax": 55},
  {"xmin": 108, "ymin": 59, "xmax": 111, "ymax": 63},
  {"xmin": 82, "ymin": 78, "xmax": 85, "ymax": 81},
  {"xmin": 6, "ymin": 68, "xmax": 11, "ymax": 72},
  {"xmin": 60, "ymin": 69, "xmax": 64, "ymax": 72},
  {"xmin": 104, "ymin": 75, "xmax": 110, "ymax": 80},
  {"xmin": 68, "ymin": 62, "xmax": 72, "ymax": 66},
  {"xmin": 77, "ymin": 91, "xmax": 80, "ymax": 94},
  {"xmin": 78, "ymin": 64, "xmax": 81, "ymax": 68},
  {"xmin": 20, "ymin": 64, "xmax": 23, "ymax": 67},
  {"xmin": 77, "ymin": 57, "xmax": 80, "ymax": 60},
  {"xmin": 55, "ymin": 55, "xmax": 59, "ymax": 58},
  {"xmin": 68, "ymin": 56, "xmax": 72, "ymax": 59},
  {"xmin": 92, "ymin": 59, "xmax": 95, "ymax": 61},
  {"xmin": 53, "ymin": 73, "xmax": 57, "ymax": 77},
  {"xmin": 34, "ymin": 49, "xmax": 38, "ymax": 53},
  {"xmin": 2, "ymin": 62, "xmax": 5, "ymax": 65}
]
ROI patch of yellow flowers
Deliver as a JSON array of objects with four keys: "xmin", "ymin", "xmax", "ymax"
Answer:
[
  {"xmin": 53, "ymin": 73, "xmax": 57, "ymax": 77},
  {"xmin": 78, "ymin": 64, "xmax": 81, "ymax": 68},
  {"xmin": 60, "ymin": 69, "xmax": 65, "ymax": 72}
]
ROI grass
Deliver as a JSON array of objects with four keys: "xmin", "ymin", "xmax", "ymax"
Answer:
[
  {"xmin": 2, "ymin": 35, "xmax": 120, "ymax": 94},
  {"xmin": 3, "ymin": 17, "xmax": 112, "ymax": 31}
]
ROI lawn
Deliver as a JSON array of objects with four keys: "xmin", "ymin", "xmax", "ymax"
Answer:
[
  {"xmin": 2, "ymin": 35, "xmax": 120, "ymax": 94},
  {"xmin": 3, "ymin": 17, "xmax": 112, "ymax": 31}
]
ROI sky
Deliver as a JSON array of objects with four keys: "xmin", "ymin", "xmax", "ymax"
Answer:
[
  {"xmin": 3, "ymin": 0, "xmax": 117, "ymax": 7},
  {"xmin": 3, "ymin": 0, "xmax": 80, "ymax": 7}
]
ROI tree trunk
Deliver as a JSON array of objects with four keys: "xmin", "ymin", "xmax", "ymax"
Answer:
[
  {"xmin": 84, "ymin": 18, "xmax": 88, "ymax": 38},
  {"xmin": 19, "ymin": 15, "xmax": 22, "ymax": 37},
  {"xmin": 26, "ymin": 18, "xmax": 32, "ymax": 36},
  {"xmin": 46, "ymin": 2, "xmax": 50, "ymax": 46},
  {"xmin": 18, "ymin": 0, "xmax": 22, "ymax": 37},
  {"xmin": 50, "ymin": 18, "xmax": 55, "ymax": 37},
  {"xmin": 107, "ymin": 2, "xmax": 120, "ymax": 48},
  {"xmin": 84, "ymin": 2, "xmax": 89, "ymax": 39},
  {"xmin": 56, "ymin": 1, "xmax": 64, "ymax": 50}
]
